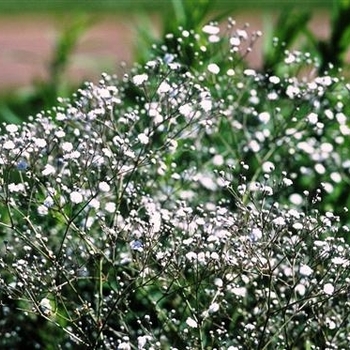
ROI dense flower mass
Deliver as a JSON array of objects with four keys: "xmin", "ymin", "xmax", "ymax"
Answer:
[{"xmin": 0, "ymin": 18, "xmax": 349, "ymax": 349}]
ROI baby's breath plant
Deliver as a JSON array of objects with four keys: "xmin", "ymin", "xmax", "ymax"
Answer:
[{"xmin": 0, "ymin": 17, "xmax": 350, "ymax": 350}]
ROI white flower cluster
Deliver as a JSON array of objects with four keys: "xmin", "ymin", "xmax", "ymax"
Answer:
[{"xmin": 0, "ymin": 17, "xmax": 349, "ymax": 350}]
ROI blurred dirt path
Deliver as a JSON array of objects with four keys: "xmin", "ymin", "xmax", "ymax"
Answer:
[
  {"xmin": 0, "ymin": 11, "xmax": 331, "ymax": 92},
  {"xmin": 0, "ymin": 14, "xmax": 136, "ymax": 91}
]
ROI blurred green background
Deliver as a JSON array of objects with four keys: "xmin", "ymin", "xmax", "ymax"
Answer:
[
  {"xmin": 0, "ymin": 0, "xmax": 334, "ymax": 12},
  {"xmin": 0, "ymin": 0, "xmax": 346, "ymax": 124}
]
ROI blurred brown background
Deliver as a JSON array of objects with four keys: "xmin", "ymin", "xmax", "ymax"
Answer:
[{"xmin": 0, "ymin": 10, "xmax": 334, "ymax": 91}]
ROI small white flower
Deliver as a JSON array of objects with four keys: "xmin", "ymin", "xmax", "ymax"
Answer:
[
  {"xmin": 295, "ymin": 283, "xmax": 306, "ymax": 296},
  {"xmin": 182, "ymin": 30, "xmax": 190, "ymax": 37},
  {"xmin": 88, "ymin": 198, "xmax": 100, "ymax": 209},
  {"xmin": 285, "ymin": 52, "xmax": 296, "ymax": 64},
  {"xmin": 292, "ymin": 222, "xmax": 304, "ymax": 230},
  {"xmin": 34, "ymin": 138, "xmax": 47, "ymax": 148},
  {"xmin": 62, "ymin": 142, "xmax": 73, "ymax": 152},
  {"xmin": 320, "ymin": 142, "xmax": 333, "ymax": 153},
  {"xmin": 248, "ymin": 139, "xmax": 260, "ymax": 152},
  {"xmin": 186, "ymin": 251, "xmax": 197, "ymax": 261},
  {"xmin": 212, "ymin": 154, "xmax": 224, "ymax": 166},
  {"xmin": 6, "ymin": 124, "xmax": 18, "ymax": 133},
  {"xmin": 55, "ymin": 130, "xmax": 66, "ymax": 138},
  {"xmin": 163, "ymin": 53, "xmax": 174, "ymax": 64},
  {"xmin": 200, "ymin": 98, "xmax": 212, "ymax": 112},
  {"xmin": 336, "ymin": 112, "xmax": 347, "ymax": 124},
  {"xmin": 307, "ymin": 112, "xmax": 318, "ymax": 125},
  {"xmin": 262, "ymin": 161, "xmax": 275, "ymax": 173},
  {"xmin": 300, "ymin": 264, "xmax": 313, "ymax": 276},
  {"xmin": 231, "ymin": 286, "xmax": 247, "ymax": 297},
  {"xmin": 98, "ymin": 181, "xmax": 111, "ymax": 193},
  {"xmin": 138, "ymin": 133, "xmax": 149, "ymax": 145},
  {"xmin": 202, "ymin": 24, "xmax": 220, "ymax": 35},
  {"xmin": 74, "ymin": 151, "xmax": 83, "ymax": 159},
  {"xmin": 237, "ymin": 184, "xmax": 246, "ymax": 196},
  {"xmin": 286, "ymin": 85, "xmax": 300, "ymax": 98},
  {"xmin": 97, "ymin": 87, "xmax": 111, "ymax": 99},
  {"xmin": 267, "ymin": 91, "xmax": 278, "ymax": 100},
  {"xmin": 258, "ymin": 111, "xmax": 270, "ymax": 124},
  {"xmin": 198, "ymin": 174, "xmax": 217, "ymax": 191},
  {"xmin": 331, "ymin": 257, "xmax": 348, "ymax": 266},
  {"xmin": 149, "ymin": 211, "xmax": 161, "ymax": 233},
  {"xmin": 325, "ymin": 318, "xmax": 337, "ymax": 330},
  {"xmin": 211, "ymin": 252, "xmax": 219, "ymax": 260},
  {"xmin": 186, "ymin": 317, "xmax": 198, "ymax": 328},
  {"xmin": 315, "ymin": 75, "xmax": 332, "ymax": 86},
  {"xmin": 214, "ymin": 278, "xmax": 223, "ymax": 288},
  {"xmin": 244, "ymin": 69, "xmax": 256, "ymax": 76},
  {"xmin": 230, "ymin": 36, "xmax": 240, "ymax": 46},
  {"xmin": 250, "ymin": 228, "xmax": 262, "ymax": 241},
  {"xmin": 168, "ymin": 139, "xmax": 178, "ymax": 153},
  {"xmin": 3, "ymin": 140, "xmax": 15, "ymax": 150},
  {"xmin": 56, "ymin": 112, "xmax": 66, "ymax": 121},
  {"xmin": 282, "ymin": 178, "xmax": 293, "ymax": 187},
  {"xmin": 132, "ymin": 74, "xmax": 148, "ymax": 86},
  {"xmin": 105, "ymin": 202, "xmax": 116, "ymax": 213},
  {"xmin": 289, "ymin": 193, "xmax": 303, "ymax": 205},
  {"xmin": 323, "ymin": 283, "xmax": 334, "ymax": 295},
  {"xmin": 125, "ymin": 150, "xmax": 136, "ymax": 159},
  {"xmin": 197, "ymin": 252, "xmax": 206, "ymax": 263},
  {"xmin": 207, "ymin": 63, "xmax": 220, "ymax": 74},
  {"xmin": 269, "ymin": 76, "xmax": 280, "ymax": 84},
  {"xmin": 330, "ymin": 172, "xmax": 342, "ymax": 183},
  {"xmin": 272, "ymin": 217, "xmax": 285, "ymax": 226},
  {"xmin": 179, "ymin": 103, "xmax": 193, "ymax": 117},
  {"xmin": 262, "ymin": 185, "xmax": 273, "ymax": 196},
  {"xmin": 245, "ymin": 323, "xmax": 255, "ymax": 330},
  {"xmin": 37, "ymin": 205, "xmax": 49, "ymax": 216},
  {"xmin": 44, "ymin": 196, "xmax": 54, "ymax": 208},
  {"xmin": 208, "ymin": 302, "xmax": 220, "ymax": 313},
  {"xmin": 236, "ymin": 29, "xmax": 248, "ymax": 39},
  {"xmin": 146, "ymin": 59, "xmax": 158, "ymax": 68},
  {"xmin": 70, "ymin": 191, "xmax": 83, "ymax": 204},
  {"xmin": 117, "ymin": 342, "xmax": 131, "ymax": 350},
  {"xmin": 157, "ymin": 81, "xmax": 171, "ymax": 94},
  {"xmin": 8, "ymin": 183, "xmax": 25, "ymax": 193},
  {"xmin": 39, "ymin": 297, "xmax": 53, "ymax": 316},
  {"xmin": 315, "ymin": 163, "xmax": 326, "ymax": 175},
  {"xmin": 208, "ymin": 35, "xmax": 220, "ymax": 43},
  {"xmin": 42, "ymin": 164, "xmax": 56, "ymax": 176},
  {"xmin": 137, "ymin": 335, "xmax": 151, "ymax": 349}
]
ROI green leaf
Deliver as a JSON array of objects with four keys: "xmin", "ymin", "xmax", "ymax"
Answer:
[{"xmin": 263, "ymin": 10, "xmax": 311, "ymax": 73}]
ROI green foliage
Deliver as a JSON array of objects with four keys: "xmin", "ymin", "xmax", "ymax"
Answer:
[
  {"xmin": 262, "ymin": 0, "xmax": 350, "ymax": 75},
  {"xmin": 262, "ymin": 10, "xmax": 312, "ymax": 74},
  {"xmin": 316, "ymin": 0, "xmax": 350, "ymax": 72},
  {"xmin": 0, "ymin": 0, "xmax": 332, "ymax": 13},
  {"xmin": 134, "ymin": 0, "xmax": 238, "ymax": 69}
]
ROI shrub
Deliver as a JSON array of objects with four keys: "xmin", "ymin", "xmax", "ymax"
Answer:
[{"xmin": 0, "ymin": 18, "xmax": 349, "ymax": 349}]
